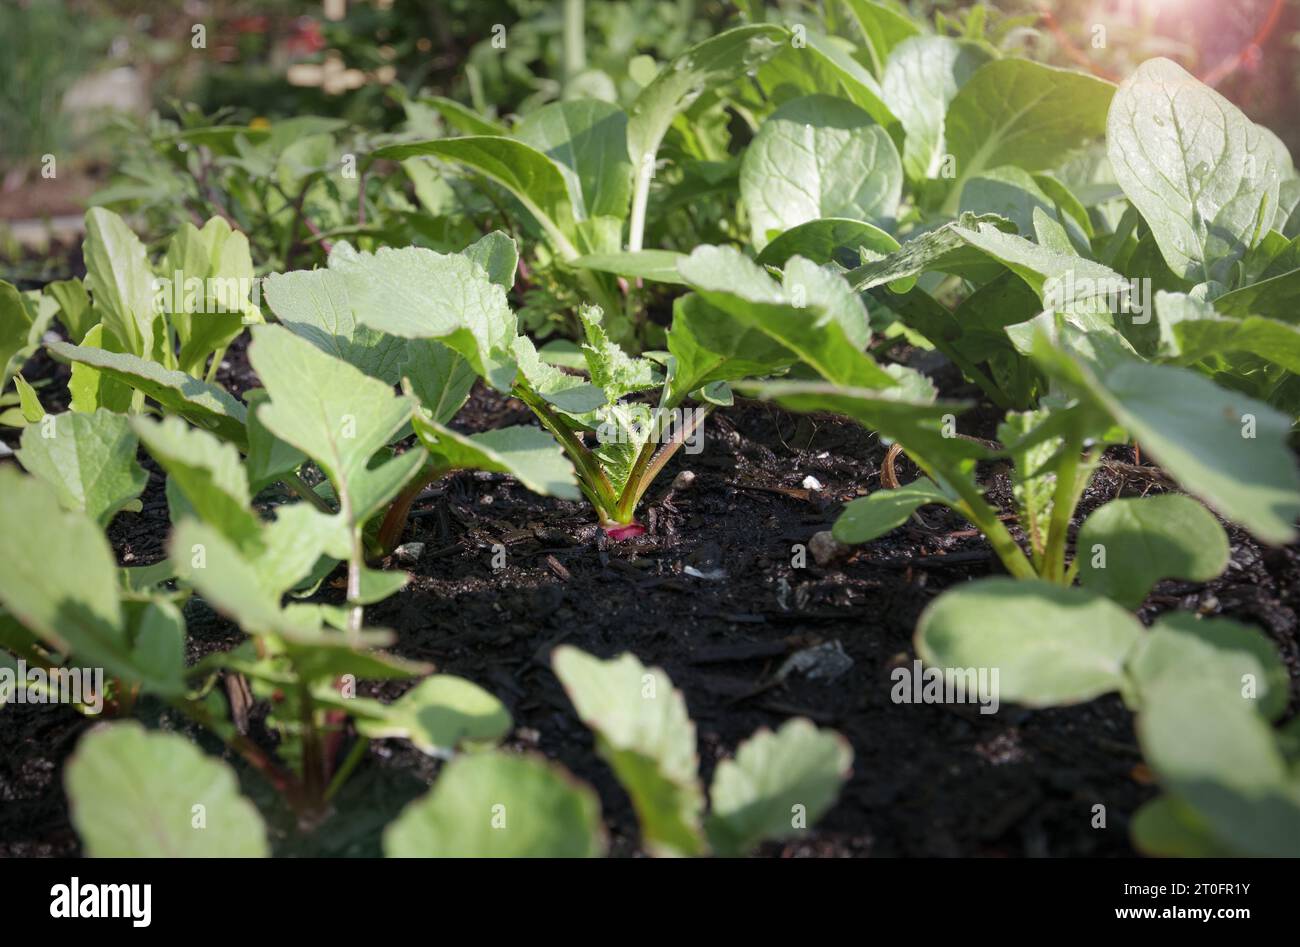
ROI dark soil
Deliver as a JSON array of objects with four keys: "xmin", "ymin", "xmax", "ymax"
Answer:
[{"xmin": 2, "ymin": 341, "xmax": 1298, "ymax": 858}]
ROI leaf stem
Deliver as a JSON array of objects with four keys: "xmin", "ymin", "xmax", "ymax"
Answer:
[{"xmin": 281, "ymin": 471, "xmax": 335, "ymax": 514}]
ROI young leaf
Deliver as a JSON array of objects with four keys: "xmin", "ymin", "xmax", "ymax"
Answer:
[
  {"xmin": 1127, "ymin": 613, "xmax": 1289, "ymax": 721},
  {"xmin": 571, "ymin": 250, "xmax": 688, "ymax": 284},
  {"xmin": 625, "ymin": 24, "xmax": 788, "ymax": 250},
  {"xmin": 1, "ymin": 281, "xmax": 56, "ymax": 392},
  {"xmin": 249, "ymin": 324, "xmax": 422, "ymax": 527},
  {"xmin": 834, "ymin": 480, "xmax": 952, "ymax": 544},
  {"xmin": 66, "ymin": 722, "xmax": 268, "ymax": 857},
  {"xmin": 384, "ymin": 752, "xmax": 605, "ymax": 857},
  {"xmin": 515, "ymin": 99, "xmax": 634, "ymax": 221},
  {"xmin": 45, "ymin": 277, "xmax": 95, "ymax": 344},
  {"xmin": 740, "ymin": 95, "xmax": 902, "ymax": 250},
  {"xmin": 1108, "ymin": 58, "xmax": 1280, "ymax": 285},
  {"xmin": 756, "ymin": 218, "xmax": 899, "ymax": 269},
  {"xmin": 943, "ymin": 60, "xmax": 1115, "ymax": 213},
  {"xmin": 47, "ymin": 341, "xmax": 249, "ymax": 448},
  {"xmin": 354, "ymin": 675, "xmax": 512, "ymax": 755},
  {"xmin": 162, "ymin": 216, "xmax": 259, "ymax": 375},
  {"xmin": 81, "ymin": 207, "xmax": 157, "ymax": 356},
  {"xmin": 409, "ymin": 412, "xmax": 580, "ymax": 500},
  {"xmin": 664, "ymin": 294, "xmax": 795, "ymax": 408},
  {"xmin": 0, "ymin": 468, "xmax": 183, "ymax": 695},
  {"xmin": 552, "ymin": 646, "xmax": 705, "ymax": 856},
  {"xmin": 915, "ymin": 578, "xmax": 1143, "ymax": 706},
  {"xmin": 881, "ymin": 36, "xmax": 992, "ymax": 183},
  {"xmin": 706, "ymin": 718, "xmax": 852, "ymax": 857},
  {"xmin": 1077, "ymin": 495, "xmax": 1229, "ymax": 608},
  {"xmin": 16, "ymin": 409, "xmax": 148, "ymax": 528}
]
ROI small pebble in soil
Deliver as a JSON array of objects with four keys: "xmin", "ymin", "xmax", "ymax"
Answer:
[
  {"xmin": 809, "ymin": 529, "xmax": 850, "ymax": 567},
  {"xmin": 671, "ymin": 469, "xmax": 696, "ymax": 491},
  {"xmin": 802, "ymin": 474, "xmax": 824, "ymax": 490},
  {"xmin": 393, "ymin": 542, "xmax": 424, "ymax": 565}
]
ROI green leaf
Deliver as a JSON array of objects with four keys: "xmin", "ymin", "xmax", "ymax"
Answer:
[
  {"xmin": 1034, "ymin": 340, "xmax": 1300, "ymax": 544},
  {"xmin": 243, "ymin": 388, "xmax": 307, "ymax": 490},
  {"xmin": 915, "ymin": 578, "xmax": 1143, "ymax": 707},
  {"xmin": 415, "ymin": 94, "xmax": 508, "ymax": 136},
  {"xmin": 0, "ymin": 468, "xmax": 182, "ymax": 696},
  {"xmin": 384, "ymin": 752, "xmax": 605, "ymax": 857},
  {"xmin": 64, "ymin": 323, "xmax": 133, "ymax": 414},
  {"xmin": 706, "ymin": 718, "xmax": 852, "ymax": 856},
  {"xmin": 944, "ymin": 60, "xmax": 1115, "ymax": 213},
  {"xmin": 339, "ymin": 245, "xmax": 518, "ymax": 392},
  {"xmin": 262, "ymin": 253, "xmax": 408, "ymax": 385},
  {"xmin": 1107, "ymin": 58, "xmax": 1280, "ymax": 284},
  {"xmin": 844, "ymin": 213, "xmax": 1014, "ymax": 292},
  {"xmin": 47, "ymin": 341, "xmax": 249, "ymax": 448},
  {"xmin": 82, "ymin": 207, "xmax": 156, "ymax": 356},
  {"xmin": 1214, "ymin": 266, "xmax": 1300, "ymax": 323},
  {"xmin": 756, "ymin": 218, "xmax": 899, "ymax": 269},
  {"xmin": 798, "ymin": 30, "xmax": 899, "ymax": 131},
  {"xmin": 516, "ymin": 99, "xmax": 633, "ymax": 221},
  {"xmin": 740, "ymin": 95, "xmax": 902, "ymax": 250},
  {"xmin": 13, "ymin": 373, "xmax": 43, "ymax": 422},
  {"xmin": 1137, "ymin": 679, "xmax": 1300, "ymax": 856},
  {"xmin": 17, "ymin": 409, "xmax": 147, "ymax": 528},
  {"xmin": 881, "ymin": 36, "xmax": 992, "ymax": 182},
  {"xmin": 402, "ymin": 339, "xmax": 477, "ymax": 425},
  {"xmin": 161, "ymin": 216, "xmax": 258, "ymax": 376},
  {"xmin": 355, "ymin": 675, "xmax": 512, "ymax": 755},
  {"xmin": 409, "ymin": 412, "xmax": 580, "ymax": 500},
  {"xmin": 1077, "ymin": 495, "xmax": 1229, "ymax": 608},
  {"xmin": 552, "ymin": 646, "xmax": 704, "ymax": 856},
  {"xmin": 571, "ymin": 250, "xmax": 687, "ymax": 284},
  {"xmin": 462, "ymin": 230, "xmax": 519, "ymax": 288},
  {"xmin": 1155, "ymin": 290, "xmax": 1300, "ymax": 372},
  {"xmin": 45, "ymin": 278, "xmax": 95, "ymax": 344},
  {"xmin": 372, "ymin": 137, "xmax": 579, "ymax": 256},
  {"xmin": 833, "ymin": 480, "xmax": 952, "ymax": 544},
  {"xmin": 664, "ymin": 294, "xmax": 795, "ymax": 408},
  {"xmin": 578, "ymin": 306, "xmax": 658, "ymax": 401},
  {"xmin": 132, "ymin": 414, "xmax": 262, "ymax": 551},
  {"xmin": 1127, "ymin": 612, "xmax": 1289, "ymax": 721},
  {"xmin": 1, "ymin": 281, "xmax": 55, "ymax": 393},
  {"xmin": 250, "ymin": 324, "xmax": 422, "ymax": 525},
  {"xmin": 66, "ymin": 722, "xmax": 268, "ymax": 857},
  {"xmin": 842, "ymin": 0, "xmax": 921, "ymax": 76},
  {"xmin": 678, "ymin": 246, "xmax": 894, "ymax": 388},
  {"xmin": 1131, "ymin": 796, "xmax": 1237, "ymax": 857}
]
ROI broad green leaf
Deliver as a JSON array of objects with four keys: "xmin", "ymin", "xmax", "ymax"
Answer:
[
  {"xmin": 416, "ymin": 94, "xmax": 508, "ymax": 136},
  {"xmin": 516, "ymin": 99, "xmax": 633, "ymax": 220},
  {"xmin": 1077, "ymin": 495, "xmax": 1228, "ymax": 608},
  {"xmin": 706, "ymin": 718, "xmax": 852, "ymax": 856},
  {"xmin": 372, "ymin": 137, "xmax": 579, "ymax": 256},
  {"xmin": 262, "ymin": 254, "xmax": 408, "ymax": 385},
  {"xmin": 384, "ymin": 752, "xmax": 605, "ymax": 857},
  {"xmin": 82, "ymin": 207, "xmax": 156, "ymax": 356},
  {"xmin": 45, "ymin": 277, "xmax": 95, "ymax": 344},
  {"xmin": 462, "ymin": 230, "xmax": 519, "ymax": 288},
  {"xmin": 1158, "ymin": 304, "xmax": 1300, "ymax": 375},
  {"xmin": 842, "ymin": 0, "xmax": 921, "ymax": 76},
  {"xmin": 756, "ymin": 218, "xmax": 899, "ymax": 269},
  {"xmin": 129, "ymin": 599, "xmax": 187, "ymax": 693},
  {"xmin": 339, "ymin": 245, "xmax": 518, "ymax": 392},
  {"xmin": 1214, "ymin": 266, "xmax": 1300, "ymax": 323},
  {"xmin": 0, "ymin": 468, "xmax": 182, "ymax": 695},
  {"xmin": 740, "ymin": 95, "xmax": 902, "ymax": 250},
  {"xmin": 355, "ymin": 675, "xmax": 512, "ymax": 755},
  {"xmin": 48, "ymin": 341, "xmax": 249, "ymax": 448},
  {"xmin": 1137, "ymin": 679, "xmax": 1300, "ymax": 857},
  {"xmin": 13, "ymin": 374, "xmax": 43, "ymax": 422},
  {"xmin": 1035, "ymin": 340, "xmax": 1300, "ymax": 544},
  {"xmin": 664, "ymin": 294, "xmax": 794, "ymax": 408},
  {"xmin": 799, "ymin": 30, "xmax": 899, "ymax": 131},
  {"xmin": 915, "ymin": 578, "xmax": 1143, "ymax": 707},
  {"xmin": 66, "ymin": 722, "xmax": 268, "ymax": 857},
  {"xmin": 881, "ymin": 36, "xmax": 992, "ymax": 182},
  {"xmin": 402, "ymin": 339, "xmax": 477, "ymax": 425},
  {"xmin": 17, "ymin": 409, "xmax": 147, "ymax": 528},
  {"xmin": 944, "ymin": 60, "xmax": 1115, "ymax": 213},
  {"xmin": 679, "ymin": 246, "xmax": 894, "ymax": 388},
  {"xmin": 161, "ymin": 216, "xmax": 258, "ymax": 376},
  {"xmin": 409, "ymin": 412, "xmax": 580, "ymax": 500},
  {"xmin": 572, "ymin": 250, "xmax": 687, "ymax": 284},
  {"xmin": 250, "ymin": 325, "xmax": 421, "ymax": 526},
  {"xmin": 552, "ymin": 646, "xmax": 704, "ymax": 857},
  {"xmin": 833, "ymin": 480, "xmax": 952, "ymax": 544},
  {"xmin": 960, "ymin": 168, "xmax": 1088, "ymax": 247},
  {"xmin": 1, "ymin": 281, "xmax": 55, "ymax": 393},
  {"xmin": 844, "ymin": 213, "xmax": 1014, "ymax": 292},
  {"xmin": 1107, "ymin": 58, "xmax": 1280, "ymax": 284},
  {"xmin": 64, "ymin": 323, "xmax": 133, "ymax": 414},
  {"xmin": 1131, "ymin": 796, "xmax": 1237, "ymax": 857},
  {"xmin": 132, "ymin": 414, "xmax": 262, "ymax": 551},
  {"xmin": 243, "ymin": 388, "xmax": 306, "ymax": 490},
  {"xmin": 1127, "ymin": 613, "xmax": 1289, "ymax": 721}
]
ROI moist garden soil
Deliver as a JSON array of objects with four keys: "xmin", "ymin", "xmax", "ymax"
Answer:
[{"xmin": 3, "ymin": 337, "xmax": 1299, "ymax": 858}]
